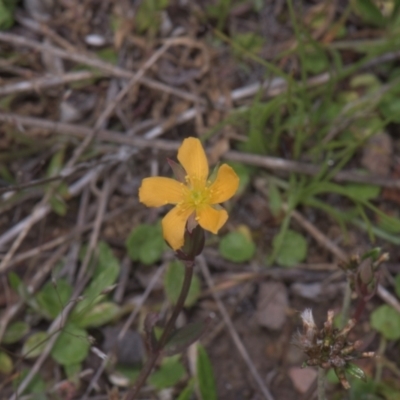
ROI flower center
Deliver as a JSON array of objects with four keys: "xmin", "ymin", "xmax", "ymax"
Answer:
[{"xmin": 183, "ymin": 175, "xmax": 211, "ymax": 209}]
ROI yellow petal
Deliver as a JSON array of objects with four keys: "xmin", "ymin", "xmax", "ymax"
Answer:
[
  {"xmin": 209, "ymin": 164, "xmax": 239, "ymax": 204},
  {"xmin": 162, "ymin": 205, "xmax": 194, "ymax": 250},
  {"xmin": 177, "ymin": 137, "xmax": 209, "ymax": 187},
  {"xmin": 139, "ymin": 177, "xmax": 186, "ymax": 207},
  {"xmin": 197, "ymin": 205, "xmax": 228, "ymax": 234}
]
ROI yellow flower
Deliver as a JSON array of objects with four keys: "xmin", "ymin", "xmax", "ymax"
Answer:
[{"xmin": 139, "ymin": 137, "xmax": 239, "ymax": 250}]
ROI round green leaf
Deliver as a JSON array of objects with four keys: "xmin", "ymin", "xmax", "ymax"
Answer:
[
  {"xmin": 51, "ymin": 325, "xmax": 90, "ymax": 366},
  {"xmin": 126, "ymin": 223, "xmax": 165, "ymax": 265},
  {"xmin": 273, "ymin": 229, "xmax": 308, "ymax": 267},
  {"xmin": 36, "ymin": 279, "xmax": 72, "ymax": 319},
  {"xmin": 370, "ymin": 305, "xmax": 400, "ymax": 340},
  {"xmin": 164, "ymin": 261, "xmax": 201, "ymax": 307},
  {"xmin": 22, "ymin": 332, "xmax": 49, "ymax": 359},
  {"xmin": 149, "ymin": 356, "xmax": 186, "ymax": 389},
  {"xmin": 219, "ymin": 231, "xmax": 256, "ymax": 263},
  {"xmin": 2, "ymin": 321, "xmax": 30, "ymax": 344},
  {"xmin": 0, "ymin": 351, "xmax": 13, "ymax": 374},
  {"xmin": 73, "ymin": 302, "xmax": 120, "ymax": 328}
]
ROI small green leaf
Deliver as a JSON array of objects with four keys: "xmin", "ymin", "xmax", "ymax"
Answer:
[
  {"xmin": 0, "ymin": 0, "xmax": 16, "ymax": 30},
  {"xmin": 231, "ymin": 32, "xmax": 265, "ymax": 57},
  {"xmin": 268, "ymin": 180, "xmax": 283, "ymax": 217},
  {"xmin": 46, "ymin": 148, "xmax": 65, "ymax": 177},
  {"xmin": 22, "ymin": 332, "xmax": 49, "ymax": 359},
  {"xmin": 303, "ymin": 47, "xmax": 329, "ymax": 74},
  {"xmin": 149, "ymin": 356, "xmax": 186, "ymax": 389},
  {"xmin": 72, "ymin": 242, "xmax": 120, "ymax": 317},
  {"xmin": 126, "ymin": 223, "xmax": 165, "ymax": 265},
  {"xmin": 73, "ymin": 302, "xmax": 120, "ymax": 328},
  {"xmin": 13, "ymin": 369, "xmax": 46, "ymax": 395},
  {"xmin": 395, "ymin": 274, "xmax": 400, "ymax": 298},
  {"xmin": 370, "ymin": 305, "xmax": 400, "ymax": 340},
  {"xmin": 272, "ymin": 229, "xmax": 308, "ymax": 268},
  {"xmin": 352, "ymin": 0, "xmax": 386, "ymax": 26},
  {"xmin": 8, "ymin": 271, "xmax": 21, "ymax": 291},
  {"xmin": 197, "ymin": 344, "xmax": 217, "ymax": 400},
  {"xmin": 51, "ymin": 324, "xmax": 90, "ymax": 366},
  {"xmin": 219, "ymin": 229, "xmax": 256, "ymax": 263},
  {"xmin": 96, "ymin": 48, "xmax": 118, "ymax": 64},
  {"xmin": 64, "ymin": 363, "xmax": 81, "ymax": 382},
  {"xmin": 0, "ymin": 351, "xmax": 13, "ymax": 374},
  {"xmin": 50, "ymin": 195, "xmax": 67, "ymax": 216},
  {"xmin": 2, "ymin": 321, "xmax": 30, "ymax": 344},
  {"xmin": 344, "ymin": 184, "xmax": 381, "ymax": 200},
  {"xmin": 177, "ymin": 379, "xmax": 195, "ymax": 400},
  {"xmin": 345, "ymin": 362, "xmax": 367, "ymax": 381},
  {"xmin": 36, "ymin": 279, "xmax": 72, "ymax": 319},
  {"xmin": 164, "ymin": 320, "xmax": 207, "ymax": 356},
  {"xmin": 379, "ymin": 96, "xmax": 400, "ymax": 123},
  {"xmin": 164, "ymin": 261, "xmax": 201, "ymax": 307}
]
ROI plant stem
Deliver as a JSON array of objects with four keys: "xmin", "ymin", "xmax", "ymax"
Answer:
[
  {"xmin": 124, "ymin": 260, "xmax": 194, "ymax": 400},
  {"xmin": 340, "ymin": 282, "xmax": 352, "ymax": 328},
  {"xmin": 317, "ymin": 367, "xmax": 327, "ymax": 400}
]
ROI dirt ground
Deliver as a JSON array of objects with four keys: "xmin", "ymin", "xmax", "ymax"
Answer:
[{"xmin": 1, "ymin": 1, "xmax": 400, "ymax": 400}]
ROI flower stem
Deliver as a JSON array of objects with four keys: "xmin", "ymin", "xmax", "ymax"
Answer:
[
  {"xmin": 340, "ymin": 282, "xmax": 352, "ymax": 328},
  {"xmin": 317, "ymin": 367, "xmax": 327, "ymax": 400},
  {"xmin": 124, "ymin": 260, "xmax": 194, "ymax": 400}
]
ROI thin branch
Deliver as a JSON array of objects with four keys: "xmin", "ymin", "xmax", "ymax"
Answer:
[
  {"xmin": 1, "ymin": 112, "xmax": 400, "ymax": 190},
  {"xmin": 0, "ymin": 31, "xmax": 202, "ymax": 105},
  {"xmin": 0, "ymin": 71, "xmax": 96, "ymax": 96}
]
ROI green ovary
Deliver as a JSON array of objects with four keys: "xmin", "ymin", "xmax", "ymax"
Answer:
[{"xmin": 187, "ymin": 187, "xmax": 211, "ymax": 208}]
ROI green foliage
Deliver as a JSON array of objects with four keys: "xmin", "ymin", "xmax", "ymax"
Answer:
[
  {"xmin": 219, "ymin": 229, "xmax": 256, "ymax": 263},
  {"xmin": 72, "ymin": 241, "xmax": 120, "ymax": 318},
  {"xmin": 0, "ymin": 351, "xmax": 13, "ymax": 374},
  {"xmin": 126, "ymin": 223, "xmax": 165, "ymax": 265},
  {"xmin": 177, "ymin": 379, "xmax": 195, "ymax": 400},
  {"xmin": 96, "ymin": 48, "xmax": 118, "ymax": 64},
  {"xmin": 36, "ymin": 279, "xmax": 72, "ymax": 319},
  {"xmin": 395, "ymin": 274, "xmax": 400, "ymax": 298},
  {"xmin": 197, "ymin": 344, "xmax": 217, "ymax": 400},
  {"xmin": 22, "ymin": 332, "xmax": 49, "ymax": 359},
  {"xmin": 136, "ymin": 0, "xmax": 169, "ymax": 34},
  {"xmin": 303, "ymin": 45, "xmax": 329, "ymax": 74},
  {"xmin": 268, "ymin": 180, "xmax": 283, "ymax": 217},
  {"xmin": 51, "ymin": 324, "xmax": 90, "ymax": 366},
  {"xmin": 370, "ymin": 305, "xmax": 400, "ymax": 340},
  {"xmin": 231, "ymin": 32, "xmax": 265, "ymax": 58},
  {"xmin": 64, "ymin": 363, "xmax": 82, "ymax": 382},
  {"xmin": 74, "ymin": 302, "xmax": 120, "ymax": 328},
  {"xmin": 272, "ymin": 229, "xmax": 308, "ymax": 267},
  {"xmin": 345, "ymin": 363, "xmax": 367, "ymax": 382},
  {"xmin": 352, "ymin": 0, "xmax": 386, "ymax": 27},
  {"xmin": 0, "ymin": 0, "xmax": 17, "ymax": 30},
  {"xmin": 226, "ymin": 162, "xmax": 252, "ymax": 196},
  {"xmin": 148, "ymin": 355, "xmax": 186, "ymax": 389},
  {"xmin": 349, "ymin": 379, "xmax": 380, "ymax": 400},
  {"xmin": 13, "ymin": 369, "xmax": 46, "ymax": 396},
  {"xmin": 164, "ymin": 261, "xmax": 201, "ymax": 307},
  {"xmin": 2, "ymin": 321, "xmax": 30, "ymax": 344},
  {"xmin": 343, "ymin": 184, "xmax": 381, "ymax": 200},
  {"xmin": 206, "ymin": 0, "xmax": 232, "ymax": 30},
  {"xmin": 164, "ymin": 320, "xmax": 207, "ymax": 356}
]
